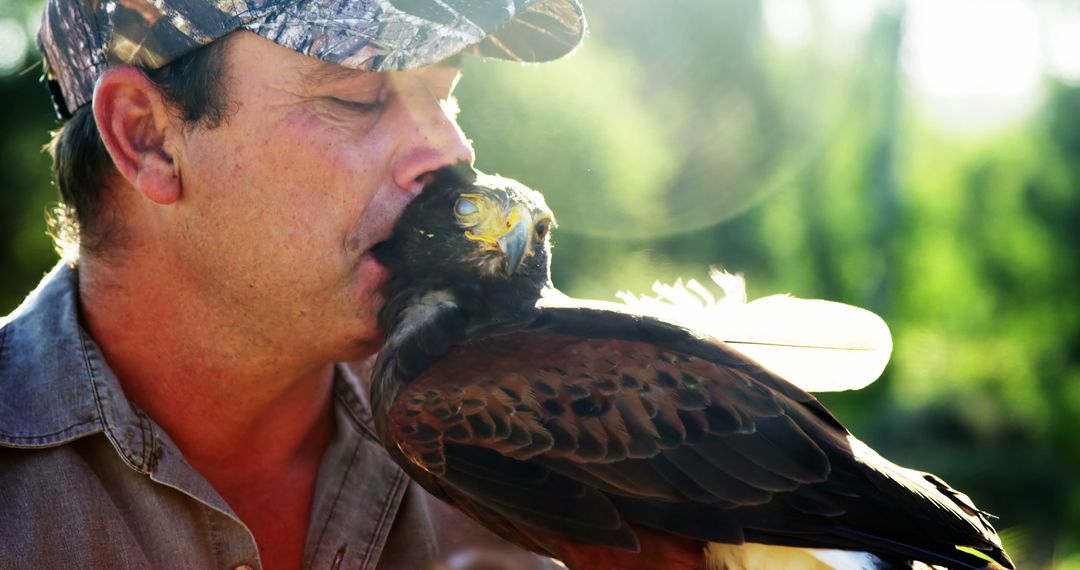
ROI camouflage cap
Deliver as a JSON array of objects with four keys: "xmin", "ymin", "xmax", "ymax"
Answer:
[{"xmin": 37, "ymin": 0, "xmax": 585, "ymax": 118}]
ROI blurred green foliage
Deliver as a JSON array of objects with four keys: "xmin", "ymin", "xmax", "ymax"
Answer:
[{"xmin": 1, "ymin": 1, "xmax": 1077, "ymax": 567}]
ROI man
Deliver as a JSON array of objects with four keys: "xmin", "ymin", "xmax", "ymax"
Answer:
[{"xmin": 0, "ymin": 1, "xmax": 583, "ymax": 568}]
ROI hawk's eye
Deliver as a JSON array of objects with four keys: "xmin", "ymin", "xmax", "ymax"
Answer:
[
  {"xmin": 534, "ymin": 218, "xmax": 552, "ymax": 240},
  {"xmin": 455, "ymin": 197, "xmax": 479, "ymax": 218}
]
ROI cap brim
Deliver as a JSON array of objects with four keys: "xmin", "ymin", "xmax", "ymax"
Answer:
[
  {"xmin": 472, "ymin": 0, "xmax": 585, "ymax": 63},
  {"xmin": 246, "ymin": 0, "xmax": 585, "ymax": 74}
]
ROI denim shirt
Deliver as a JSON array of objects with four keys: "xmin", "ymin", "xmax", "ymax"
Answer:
[{"xmin": 0, "ymin": 263, "xmax": 557, "ymax": 570}]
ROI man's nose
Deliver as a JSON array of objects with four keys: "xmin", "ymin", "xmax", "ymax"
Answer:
[{"xmin": 391, "ymin": 78, "xmax": 476, "ymax": 195}]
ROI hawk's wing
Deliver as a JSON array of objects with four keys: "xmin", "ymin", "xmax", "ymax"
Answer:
[{"xmin": 376, "ymin": 299, "xmax": 1011, "ymax": 570}]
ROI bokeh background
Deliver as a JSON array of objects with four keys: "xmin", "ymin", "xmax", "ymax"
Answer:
[{"xmin": 2, "ymin": 0, "xmax": 1078, "ymax": 567}]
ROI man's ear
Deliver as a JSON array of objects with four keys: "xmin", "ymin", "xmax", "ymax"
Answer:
[{"xmin": 93, "ymin": 65, "xmax": 182, "ymax": 206}]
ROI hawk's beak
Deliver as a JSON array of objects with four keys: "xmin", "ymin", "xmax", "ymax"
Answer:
[{"xmin": 497, "ymin": 218, "xmax": 531, "ymax": 276}]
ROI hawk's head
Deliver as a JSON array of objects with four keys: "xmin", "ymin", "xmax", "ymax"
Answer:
[{"xmin": 375, "ymin": 165, "xmax": 556, "ymax": 310}]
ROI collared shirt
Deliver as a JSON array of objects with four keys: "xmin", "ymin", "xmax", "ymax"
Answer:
[{"xmin": 0, "ymin": 263, "xmax": 558, "ymax": 570}]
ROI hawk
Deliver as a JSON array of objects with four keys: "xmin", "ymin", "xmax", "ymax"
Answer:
[{"xmin": 369, "ymin": 166, "xmax": 1013, "ymax": 570}]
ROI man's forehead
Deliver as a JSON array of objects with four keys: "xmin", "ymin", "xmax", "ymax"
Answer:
[{"xmin": 293, "ymin": 53, "xmax": 465, "ymax": 86}]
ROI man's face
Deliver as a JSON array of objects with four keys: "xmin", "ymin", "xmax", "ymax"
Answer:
[{"xmin": 168, "ymin": 31, "xmax": 474, "ymax": 362}]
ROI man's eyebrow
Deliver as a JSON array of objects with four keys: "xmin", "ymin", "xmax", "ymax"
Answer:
[
  {"xmin": 296, "ymin": 53, "xmax": 465, "ymax": 85},
  {"xmin": 296, "ymin": 60, "xmax": 368, "ymax": 86}
]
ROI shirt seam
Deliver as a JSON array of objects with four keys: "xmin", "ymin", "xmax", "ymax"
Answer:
[
  {"xmin": 0, "ymin": 418, "xmax": 101, "ymax": 446},
  {"xmin": 207, "ymin": 503, "xmax": 229, "ymax": 569},
  {"xmin": 334, "ymin": 381, "xmax": 380, "ymax": 442},
  {"xmin": 307, "ymin": 431, "xmax": 365, "ymax": 569},
  {"xmin": 133, "ymin": 404, "xmax": 157, "ymax": 470},
  {"xmin": 358, "ymin": 469, "xmax": 409, "ymax": 570},
  {"xmin": 80, "ymin": 326, "xmax": 148, "ymax": 473}
]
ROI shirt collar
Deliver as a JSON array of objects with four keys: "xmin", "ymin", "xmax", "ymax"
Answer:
[{"xmin": 0, "ymin": 262, "xmax": 156, "ymax": 473}]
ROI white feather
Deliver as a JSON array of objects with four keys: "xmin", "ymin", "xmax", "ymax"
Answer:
[
  {"xmin": 613, "ymin": 269, "xmax": 892, "ymax": 392},
  {"xmin": 704, "ymin": 543, "xmax": 884, "ymax": 570},
  {"xmin": 809, "ymin": 549, "xmax": 886, "ymax": 570}
]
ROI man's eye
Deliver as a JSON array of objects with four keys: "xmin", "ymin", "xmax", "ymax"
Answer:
[{"xmin": 329, "ymin": 97, "xmax": 384, "ymax": 113}]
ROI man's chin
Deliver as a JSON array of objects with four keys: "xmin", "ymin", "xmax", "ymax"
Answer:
[
  {"xmin": 358, "ymin": 250, "xmax": 393, "ymax": 288},
  {"xmin": 321, "ymin": 251, "xmax": 392, "ymax": 363}
]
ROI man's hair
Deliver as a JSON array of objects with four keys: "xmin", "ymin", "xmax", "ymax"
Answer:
[{"xmin": 46, "ymin": 37, "xmax": 234, "ymax": 257}]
